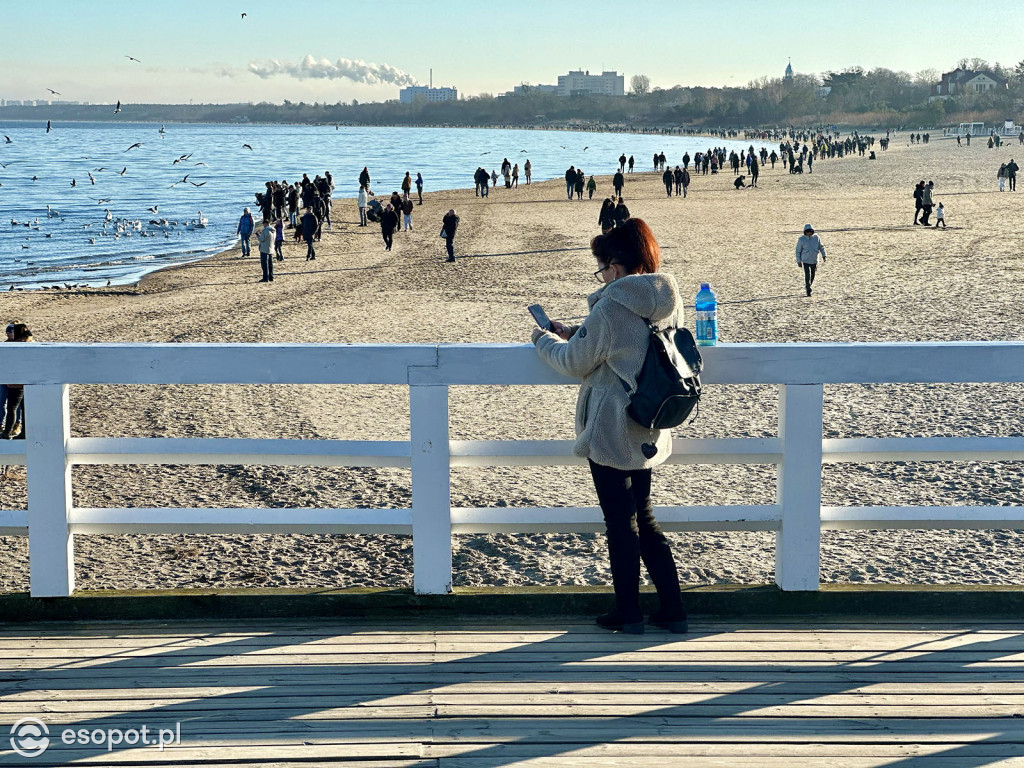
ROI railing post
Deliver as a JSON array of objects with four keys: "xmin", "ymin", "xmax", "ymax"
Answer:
[
  {"xmin": 775, "ymin": 383, "xmax": 824, "ymax": 591},
  {"xmin": 25, "ymin": 384, "xmax": 75, "ymax": 597},
  {"xmin": 409, "ymin": 384, "xmax": 452, "ymax": 594}
]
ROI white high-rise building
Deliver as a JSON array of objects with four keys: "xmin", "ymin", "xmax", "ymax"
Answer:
[
  {"xmin": 556, "ymin": 70, "xmax": 624, "ymax": 97},
  {"xmin": 399, "ymin": 86, "xmax": 458, "ymax": 103}
]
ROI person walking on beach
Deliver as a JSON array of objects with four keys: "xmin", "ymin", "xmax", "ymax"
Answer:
[
  {"xmin": 380, "ymin": 204, "xmax": 399, "ymax": 251},
  {"xmin": 524, "ymin": 159, "xmax": 531, "ymax": 185},
  {"xmin": 401, "ymin": 197, "xmax": 414, "ymax": 231},
  {"xmin": 401, "ymin": 172, "xmax": 412, "ymax": 201},
  {"xmin": 1006, "ymin": 159, "xmax": 1019, "ymax": 192},
  {"xmin": 618, "ymin": 153, "xmax": 627, "ymax": 173},
  {"xmin": 257, "ymin": 219, "xmax": 275, "ymax": 282},
  {"xmin": 574, "ymin": 169, "xmax": 585, "ymax": 200},
  {"xmin": 587, "ymin": 175, "xmax": 597, "ymax": 199},
  {"xmin": 288, "ymin": 184, "xmax": 299, "ymax": 228},
  {"xmin": 359, "ymin": 166, "xmax": 371, "ymax": 191},
  {"xmin": 934, "ymin": 202, "xmax": 946, "ymax": 229},
  {"xmin": 598, "ymin": 198, "xmax": 616, "ymax": 233},
  {"xmin": 627, "ymin": 155, "xmax": 635, "ymax": 173},
  {"xmin": 612, "ymin": 170, "xmax": 625, "ymax": 197},
  {"xmin": 357, "ymin": 186, "xmax": 368, "ymax": 226},
  {"xmin": 415, "ymin": 172, "xmax": 424, "ymax": 204},
  {"xmin": 0, "ymin": 323, "xmax": 33, "ymax": 440},
  {"xmin": 236, "ymin": 207, "xmax": 254, "ymax": 257},
  {"xmin": 491, "ymin": 169, "xmax": 499, "ymax": 190},
  {"xmin": 681, "ymin": 167, "xmax": 690, "ymax": 198},
  {"xmin": 274, "ymin": 217, "xmax": 284, "ymax": 261},
  {"xmin": 530, "ymin": 218, "xmax": 688, "ymax": 635},
  {"xmin": 796, "ymin": 223, "xmax": 826, "ymax": 297},
  {"xmin": 441, "ymin": 208, "xmax": 459, "ymax": 262},
  {"xmin": 512, "ymin": 164, "xmax": 519, "ymax": 189},
  {"xmin": 920, "ymin": 181, "xmax": 935, "ymax": 226},
  {"xmin": 662, "ymin": 167, "xmax": 673, "ymax": 197},
  {"xmin": 613, "ymin": 197, "xmax": 630, "ymax": 227},
  {"xmin": 998, "ymin": 164, "xmax": 1007, "ymax": 192},
  {"xmin": 301, "ymin": 207, "xmax": 318, "ymax": 260},
  {"xmin": 565, "ymin": 166, "xmax": 576, "ymax": 200},
  {"xmin": 750, "ymin": 157, "xmax": 759, "ymax": 187},
  {"xmin": 913, "ymin": 180, "xmax": 925, "ymax": 224}
]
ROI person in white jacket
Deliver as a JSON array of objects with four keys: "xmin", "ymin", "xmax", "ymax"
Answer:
[
  {"xmin": 795, "ymin": 223, "xmax": 826, "ymax": 296},
  {"xmin": 357, "ymin": 186, "xmax": 368, "ymax": 227},
  {"xmin": 532, "ymin": 218, "xmax": 688, "ymax": 636}
]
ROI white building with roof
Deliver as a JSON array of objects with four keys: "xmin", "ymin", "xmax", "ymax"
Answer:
[{"xmin": 556, "ymin": 70, "xmax": 624, "ymax": 97}]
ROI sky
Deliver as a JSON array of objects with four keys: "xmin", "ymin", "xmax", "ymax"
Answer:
[{"xmin": 2, "ymin": 0, "xmax": 1023, "ymax": 105}]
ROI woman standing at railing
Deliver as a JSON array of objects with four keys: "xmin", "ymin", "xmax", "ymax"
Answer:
[
  {"xmin": 1, "ymin": 323, "xmax": 33, "ymax": 440},
  {"xmin": 530, "ymin": 219, "xmax": 688, "ymax": 635}
]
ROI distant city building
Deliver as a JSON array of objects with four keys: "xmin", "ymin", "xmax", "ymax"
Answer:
[
  {"xmin": 399, "ymin": 86, "xmax": 458, "ymax": 104},
  {"xmin": 556, "ymin": 70, "xmax": 624, "ymax": 97},
  {"xmin": 931, "ymin": 68, "xmax": 1008, "ymax": 100},
  {"xmin": 507, "ymin": 84, "xmax": 560, "ymax": 97}
]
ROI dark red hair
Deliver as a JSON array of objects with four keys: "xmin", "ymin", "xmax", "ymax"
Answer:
[{"xmin": 590, "ymin": 218, "xmax": 660, "ymax": 275}]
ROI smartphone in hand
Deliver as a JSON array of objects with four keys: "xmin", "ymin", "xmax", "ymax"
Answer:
[{"xmin": 527, "ymin": 304, "xmax": 552, "ymax": 331}]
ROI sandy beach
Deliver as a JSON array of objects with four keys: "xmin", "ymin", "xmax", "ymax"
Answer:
[{"xmin": 2, "ymin": 136, "xmax": 1024, "ymax": 593}]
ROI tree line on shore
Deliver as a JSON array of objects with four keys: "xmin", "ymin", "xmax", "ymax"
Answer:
[{"xmin": 4, "ymin": 58, "xmax": 1022, "ymax": 130}]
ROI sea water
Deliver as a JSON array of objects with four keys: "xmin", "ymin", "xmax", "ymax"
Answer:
[{"xmin": 0, "ymin": 122, "xmax": 770, "ymax": 288}]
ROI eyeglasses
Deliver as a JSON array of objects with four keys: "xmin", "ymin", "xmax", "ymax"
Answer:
[{"xmin": 593, "ymin": 265, "xmax": 616, "ymax": 282}]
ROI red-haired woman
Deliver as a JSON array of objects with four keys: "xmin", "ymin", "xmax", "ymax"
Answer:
[{"xmin": 531, "ymin": 219, "xmax": 687, "ymax": 635}]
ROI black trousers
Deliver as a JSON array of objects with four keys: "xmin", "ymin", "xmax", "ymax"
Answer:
[
  {"xmin": 383, "ymin": 231, "xmax": 393, "ymax": 250},
  {"xmin": 260, "ymin": 251, "xmax": 273, "ymax": 280},
  {"xmin": 588, "ymin": 460, "xmax": 684, "ymax": 623},
  {"xmin": 1, "ymin": 388, "xmax": 24, "ymax": 438},
  {"xmin": 1010, "ymin": 174, "xmax": 1017, "ymax": 191},
  {"xmin": 803, "ymin": 262, "xmax": 816, "ymax": 294},
  {"xmin": 305, "ymin": 237, "xmax": 315, "ymax": 259},
  {"xmin": 445, "ymin": 237, "xmax": 455, "ymax": 259}
]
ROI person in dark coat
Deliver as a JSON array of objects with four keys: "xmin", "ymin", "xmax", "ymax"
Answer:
[
  {"xmin": 442, "ymin": 208, "xmax": 460, "ymax": 262},
  {"xmin": 627, "ymin": 155, "xmax": 634, "ymax": 173},
  {"xmin": 359, "ymin": 167, "xmax": 371, "ymax": 190},
  {"xmin": 613, "ymin": 170, "xmax": 625, "ymax": 197},
  {"xmin": 681, "ymin": 168, "xmax": 690, "ymax": 198},
  {"xmin": 662, "ymin": 168, "xmax": 673, "ymax": 197},
  {"xmin": 598, "ymin": 198, "xmax": 616, "ymax": 233},
  {"xmin": 300, "ymin": 207, "xmax": 318, "ymax": 260},
  {"xmin": 380, "ymin": 204, "xmax": 399, "ymax": 251},
  {"xmin": 913, "ymin": 180, "xmax": 925, "ymax": 224},
  {"xmin": 613, "ymin": 198, "xmax": 630, "ymax": 227}
]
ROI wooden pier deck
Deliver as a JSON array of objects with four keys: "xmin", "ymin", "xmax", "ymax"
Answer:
[{"xmin": 2, "ymin": 617, "xmax": 1024, "ymax": 767}]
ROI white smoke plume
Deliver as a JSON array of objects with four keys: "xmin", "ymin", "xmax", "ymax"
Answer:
[{"xmin": 249, "ymin": 55, "xmax": 418, "ymax": 86}]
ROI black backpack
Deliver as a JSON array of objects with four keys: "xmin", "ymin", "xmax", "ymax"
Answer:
[{"xmin": 622, "ymin": 321, "xmax": 703, "ymax": 432}]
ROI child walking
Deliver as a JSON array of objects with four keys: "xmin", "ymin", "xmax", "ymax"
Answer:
[{"xmin": 934, "ymin": 202, "xmax": 946, "ymax": 229}]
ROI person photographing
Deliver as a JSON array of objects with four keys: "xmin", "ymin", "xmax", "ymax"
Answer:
[{"xmin": 530, "ymin": 218, "xmax": 688, "ymax": 635}]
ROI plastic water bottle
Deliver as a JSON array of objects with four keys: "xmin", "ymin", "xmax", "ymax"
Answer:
[{"xmin": 695, "ymin": 283, "xmax": 718, "ymax": 346}]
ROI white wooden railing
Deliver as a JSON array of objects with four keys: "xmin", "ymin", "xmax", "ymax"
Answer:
[{"xmin": 2, "ymin": 342, "xmax": 1024, "ymax": 598}]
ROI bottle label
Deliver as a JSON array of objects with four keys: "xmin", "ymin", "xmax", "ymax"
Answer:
[{"xmin": 695, "ymin": 310, "xmax": 718, "ymax": 341}]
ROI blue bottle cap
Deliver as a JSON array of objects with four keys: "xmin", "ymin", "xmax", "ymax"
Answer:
[{"xmin": 700, "ymin": 282, "xmax": 710, "ymax": 289}]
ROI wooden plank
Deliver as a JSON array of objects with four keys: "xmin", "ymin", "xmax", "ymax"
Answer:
[
  {"xmin": 425, "ymin": 742, "xmax": 1024, "ymax": 758},
  {"xmin": 434, "ymin": 758, "xmax": 1024, "ymax": 768},
  {"xmin": 67, "ymin": 508, "xmax": 413, "ymax": 535}
]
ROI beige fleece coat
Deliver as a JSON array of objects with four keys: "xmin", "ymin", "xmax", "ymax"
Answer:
[{"xmin": 533, "ymin": 272, "xmax": 686, "ymax": 471}]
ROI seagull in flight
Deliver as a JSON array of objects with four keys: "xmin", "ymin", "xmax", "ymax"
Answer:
[
  {"xmin": 46, "ymin": 121, "xmax": 52, "ymax": 133},
  {"xmin": 88, "ymin": 172, "xmax": 96, "ymax": 184},
  {"xmin": 114, "ymin": 101, "xmax": 121, "ymax": 114},
  {"xmin": 125, "ymin": 55, "xmax": 142, "ymax": 63},
  {"xmin": 193, "ymin": 161, "xmax": 208, "ymax": 167},
  {"xmin": 189, "ymin": 181, "xmax": 207, "ymax": 187},
  {"xmin": 170, "ymin": 174, "xmax": 189, "ymax": 187},
  {"xmin": 147, "ymin": 205, "xmax": 158, "ymax": 214},
  {"xmin": 172, "ymin": 153, "xmax": 193, "ymax": 164},
  {"xmin": 241, "ymin": 12, "xmax": 247, "ymax": 19},
  {"xmin": 3, "ymin": 136, "xmax": 11, "ymax": 144},
  {"xmin": 124, "ymin": 142, "xmax": 142, "ymax": 152},
  {"xmin": 0, "ymin": 161, "xmax": 14, "ymax": 168},
  {"xmin": 71, "ymin": 179, "xmax": 77, "ymax": 187},
  {"xmin": 242, "ymin": 143, "xmax": 253, "ymax": 151},
  {"xmin": 46, "ymin": 88, "xmax": 61, "ymax": 96},
  {"xmin": 120, "ymin": 167, "xmax": 127, "ymax": 175}
]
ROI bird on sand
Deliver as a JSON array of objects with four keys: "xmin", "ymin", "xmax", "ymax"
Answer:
[
  {"xmin": 124, "ymin": 142, "xmax": 142, "ymax": 152},
  {"xmin": 125, "ymin": 55, "xmax": 142, "ymax": 63},
  {"xmin": 242, "ymin": 143, "xmax": 254, "ymax": 151},
  {"xmin": 114, "ymin": 101, "xmax": 121, "ymax": 114}
]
